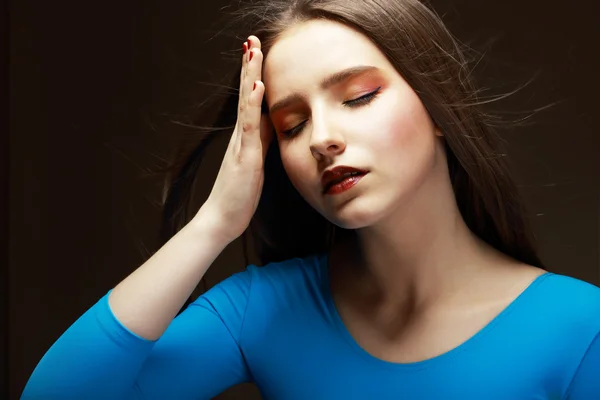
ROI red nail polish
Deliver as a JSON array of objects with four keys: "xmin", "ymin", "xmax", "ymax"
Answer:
[
  {"xmin": 249, "ymin": 50, "xmax": 254, "ymax": 61},
  {"xmin": 253, "ymin": 82, "xmax": 257, "ymax": 91},
  {"xmin": 242, "ymin": 43, "xmax": 247, "ymax": 54},
  {"xmin": 248, "ymin": 39, "xmax": 252, "ymax": 48}
]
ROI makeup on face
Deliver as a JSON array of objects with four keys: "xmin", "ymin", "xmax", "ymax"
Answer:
[{"xmin": 268, "ymin": 66, "xmax": 389, "ymax": 135}]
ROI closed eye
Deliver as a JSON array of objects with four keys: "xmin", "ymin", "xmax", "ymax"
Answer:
[
  {"xmin": 281, "ymin": 123, "xmax": 305, "ymax": 138},
  {"xmin": 281, "ymin": 87, "xmax": 382, "ymax": 137},
  {"xmin": 343, "ymin": 86, "xmax": 382, "ymax": 108}
]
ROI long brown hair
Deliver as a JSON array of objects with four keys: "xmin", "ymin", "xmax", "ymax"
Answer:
[{"xmin": 160, "ymin": 0, "xmax": 545, "ymax": 291}]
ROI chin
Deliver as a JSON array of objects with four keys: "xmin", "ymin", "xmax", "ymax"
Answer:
[{"xmin": 321, "ymin": 196, "xmax": 387, "ymax": 230}]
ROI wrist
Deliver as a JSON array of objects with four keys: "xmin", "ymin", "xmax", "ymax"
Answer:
[{"xmin": 189, "ymin": 204, "xmax": 236, "ymax": 247}]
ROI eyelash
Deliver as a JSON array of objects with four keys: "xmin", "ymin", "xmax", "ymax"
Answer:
[{"xmin": 281, "ymin": 87, "xmax": 382, "ymax": 137}]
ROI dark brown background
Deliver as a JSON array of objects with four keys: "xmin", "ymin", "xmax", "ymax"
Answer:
[{"xmin": 8, "ymin": 0, "xmax": 600, "ymax": 398}]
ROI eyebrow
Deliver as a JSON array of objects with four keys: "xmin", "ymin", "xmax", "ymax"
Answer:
[{"xmin": 268, "ymin": 65, "xmax": 381, "ymax": 115}]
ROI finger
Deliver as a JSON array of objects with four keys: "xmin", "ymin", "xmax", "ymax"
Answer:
[
  {"xmin": 242, "ymin": 47, "xmax": 263, "ymax": 108},
  {"xmin": 241, "ymin": 80, "xmax": 266, "ymax": 148},
  {"xmin": 243, "ymin": 36, "xmax": 258, "ymax": 84},
  {"xmin": 242, "ymin": 36, "xmax": 262, "ymax": 103},
  {"xmin": 238, "ymin": 40, "xmax": 249, "ymax": 112},
  {"xmin": 235, "ymin": 38, "xmax": 251, "ymax": 151},
  {"xmin": 248, "ymin": 35, "xmax": 262, "ymax": 52}
]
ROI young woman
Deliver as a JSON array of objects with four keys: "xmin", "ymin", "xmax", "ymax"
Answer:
[{"xmin": 23, "ymin": 0, "xmax": 600, "ymax": 399}]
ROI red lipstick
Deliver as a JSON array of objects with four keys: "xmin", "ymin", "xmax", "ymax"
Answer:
[{"xmin": 321, "ymin": 166, "xmax": 368, "ymax": 195}]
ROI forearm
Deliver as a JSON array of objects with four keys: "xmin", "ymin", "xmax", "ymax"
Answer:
[
  {"xmin": 23, "ymin": 208, "xmax": 246, "ymax": 399},
  {"xmin": 109, "ymin": 206, "xmax": 230, "ymax": 341}
]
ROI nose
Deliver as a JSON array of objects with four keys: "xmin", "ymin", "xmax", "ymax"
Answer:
[{"xmin": 309, "ymin": 112, "xmax": 346, "ymax": 160}]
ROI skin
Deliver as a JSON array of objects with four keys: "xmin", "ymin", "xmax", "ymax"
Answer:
[{"xmin": 260, "ymin": 20, "xmax": 546, "ymax": 363}]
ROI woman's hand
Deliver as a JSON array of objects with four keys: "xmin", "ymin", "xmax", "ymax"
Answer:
[{"xmin": 198, "ymin": 35, "xmax": 274, "ymax": 244}]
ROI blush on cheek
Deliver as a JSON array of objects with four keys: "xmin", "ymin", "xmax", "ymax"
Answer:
[
  {"xmin": 389, "ymin": 113, "xmax": 412, "ymax": 144},
  {"xmin": 370, "ymin": 105, "xmax": 415, "ymax": 151},
  {"xmin": 379, "ymin": 88, "xmax": 435, "ymax": 152}
]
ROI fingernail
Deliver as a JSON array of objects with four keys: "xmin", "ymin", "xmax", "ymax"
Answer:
[
  {"xmin": 242, "ymin": 42, "xmax": 247, "ymax": 54},
  {"xmin": 248, "ymin": 38, "xmax": 252, "ymax": 48},
  {"xmin": 249, "ymin": 50, "xmax": 254, "ymax": 61},
  {"xmin": 253, "ymin": 82, "xmax": 257, "ymax": 91}
]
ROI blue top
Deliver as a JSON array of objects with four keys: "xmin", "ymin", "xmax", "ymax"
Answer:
[{"xmin": 23, "ymin": 253, "xmax": 600, "ymax": 399}]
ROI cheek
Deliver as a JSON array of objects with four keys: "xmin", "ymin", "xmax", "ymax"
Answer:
[
  {"xmin": 279, "ymin": 144, "xmax": 313, "ymax": 190},
  {"xmin": 365, "ymin": 93, "xmax": 436, "ymax": 161},
  {"xmin": 280, "ymin": 149, "xmax": 323, "ymax": 209}
]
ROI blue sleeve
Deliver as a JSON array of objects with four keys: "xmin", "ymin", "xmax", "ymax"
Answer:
[
  {"xmin": 22, "ymin": 270, "xmax": 254, "ymax": 400},
  {"xmin": 564, "ymin": 331, "xmax": 600, "ymax": 400}
]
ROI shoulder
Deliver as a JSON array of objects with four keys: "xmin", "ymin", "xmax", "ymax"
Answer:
[
  {"xmin": 537, "ymin": 274, "xmax": 600, "ymax": 398},
  {"xmin": 200, "ymin": 252, "xmax": 328, "ymax": 308},
  {"xmin": 537, "ymin": 273, "xmax": 600, "ymax": 318},
  {"xmin": 531, "ymin": 272, "xmax": 600, "ymax": 343},
  {"xmin": 244, "ymin": 252, "xmax": 328, "ymax": 301},
  {"xmin": 190, "ymin": 253, "xmax": 328, "ymax": 336},
  {"xmin": 213, "ymin": 253, "xmax": 331, "ymax": 344},
  {"xmin": 249, "ymin": 252, "xmax": 327, "ymax": 281}
]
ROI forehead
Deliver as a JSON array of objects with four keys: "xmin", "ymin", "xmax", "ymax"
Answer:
[{"xmin": 263, "ymin": 19, "xmax": 393, "ymax": 98}]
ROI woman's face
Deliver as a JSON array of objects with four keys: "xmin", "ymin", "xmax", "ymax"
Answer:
[{"xmin": 263, "ymin": 19, "xmax": 446, "ymax": 229}]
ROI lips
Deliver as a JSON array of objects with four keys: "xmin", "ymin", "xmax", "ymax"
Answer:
[{"xmin": 321, "ymin": 166, "xmax": 368, "ymax": 194}]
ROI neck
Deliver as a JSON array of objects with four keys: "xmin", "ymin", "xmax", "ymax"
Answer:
[{"xmin": 334, "ymin": 166, "xmax": 508, "ymax": 310}]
